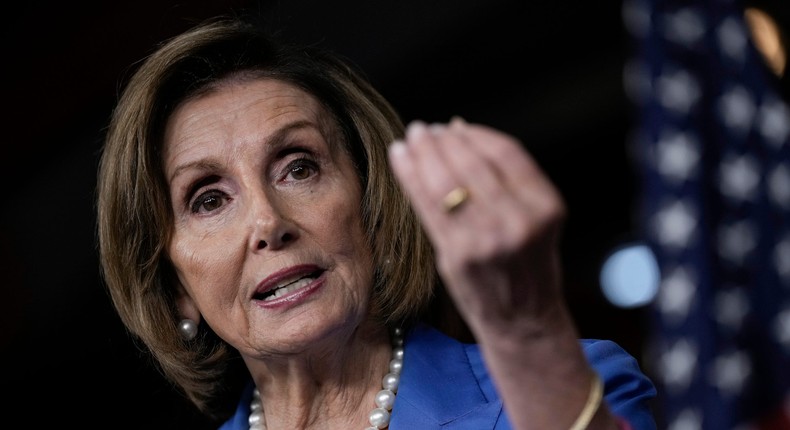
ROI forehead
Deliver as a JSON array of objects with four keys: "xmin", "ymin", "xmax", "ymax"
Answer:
[
  {"xmin": 169, "ymin": 78, "xmax": 324, "ymax": 135},
  {"xmin": 162, "ymin": 78, "xmax": 334, "ymax": 162}
]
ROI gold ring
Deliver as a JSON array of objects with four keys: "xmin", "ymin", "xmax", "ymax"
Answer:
[{"xmin": 441, "ymin": 186, "xmax": 470, "ymax": 213}]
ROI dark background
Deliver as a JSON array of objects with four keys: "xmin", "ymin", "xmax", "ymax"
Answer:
[{"xmin": 2, "ymin": 1, "xmax": 786, "ymax": 428}]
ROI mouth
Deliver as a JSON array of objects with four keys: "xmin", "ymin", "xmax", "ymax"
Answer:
[{"xmin": 253, "ymin": 267, "xmax": 324, "ymax": 302}]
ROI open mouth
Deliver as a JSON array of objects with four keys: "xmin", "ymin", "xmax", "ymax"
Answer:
[{"xmin": 254, "ymin": 269, "xmax": 323, "ymax": 301}]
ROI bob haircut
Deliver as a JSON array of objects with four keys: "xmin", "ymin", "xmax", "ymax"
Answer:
[{"xmin": 97, "ymin": 15, "xmax": 437, "ymax": 419}]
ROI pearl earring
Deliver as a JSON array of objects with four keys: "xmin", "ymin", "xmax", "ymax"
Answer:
[{"xmin": 179, "ymin": 318, "xmax": 198, "ymax": 341}]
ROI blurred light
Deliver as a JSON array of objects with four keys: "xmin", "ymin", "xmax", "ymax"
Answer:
[
  {"xmin": 599, "ymin": 242, "xmax": 660, "ymax": 308},
  {"xmin": 744, "ymin": 7, "xmax": 787, "ymax": 77}
]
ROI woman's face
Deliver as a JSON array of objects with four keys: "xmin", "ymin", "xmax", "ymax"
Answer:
[{"xmin": 162, "ymin": 78, "xmax": 373, "ymax": 356}]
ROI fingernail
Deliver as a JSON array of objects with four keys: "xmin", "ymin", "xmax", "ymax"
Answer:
[
  {"xmin": 429, "ymin": 123, "xmax": 446, "ymax": 135},
  {"xmin": 450, "ymin": 116, "xmax": 467, "ymax": 128},
  {"xmin": 388, "ymin": 139, "xmax": 407, "ymax": 159},
  {"xmin": 406, "ymin": 120, "xmax": 427, "ymax": 140}
]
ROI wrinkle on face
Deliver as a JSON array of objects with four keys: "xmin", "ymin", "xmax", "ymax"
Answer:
[{"xmin": 162, "ymin": 78, "xmax": 374, "ymax": 358}]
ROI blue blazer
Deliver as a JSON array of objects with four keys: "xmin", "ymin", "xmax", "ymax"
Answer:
[{"xmin": 220, "ymin": 323, "xmax": 658, "ymax": 429}]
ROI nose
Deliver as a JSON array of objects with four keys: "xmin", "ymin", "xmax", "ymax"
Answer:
[{"xmin": 247, "ymin": 191, "xmax": 297, "ymax": 252}]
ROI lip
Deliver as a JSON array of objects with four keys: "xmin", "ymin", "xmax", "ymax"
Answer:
[{"xmin": 252, "ymin": 264, "xmax": 325, "ymax": 308}]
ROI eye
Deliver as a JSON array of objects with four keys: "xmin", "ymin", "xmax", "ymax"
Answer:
[
  {"xmin": 286, "ymin": 157, "xmax": 318, "ymax": 181},
  {"xmin": 190, "ymin": 190, "xmax": 228, "ymax": 214}
]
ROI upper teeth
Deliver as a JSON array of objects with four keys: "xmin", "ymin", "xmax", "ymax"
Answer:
[{"xmin": 264, "ymin": 277, "xmax": 313, "ymax": 301}]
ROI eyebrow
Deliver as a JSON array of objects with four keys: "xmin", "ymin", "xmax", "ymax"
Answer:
[
  {"xmin": 167, "ymin": 119, "xmax": 319, "ymax": 184},
  {"xmin": 168, "ymin": 159, "xmax": 223, "ymax": 184}
]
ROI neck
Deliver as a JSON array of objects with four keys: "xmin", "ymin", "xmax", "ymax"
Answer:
[{"xmin": 249, "ymin": 326, "xmax": 396, "ymax": 429}]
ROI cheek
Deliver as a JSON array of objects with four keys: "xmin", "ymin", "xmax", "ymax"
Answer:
[
  {"xmin": 320, "ymin": 195, "xmax": 373, "ymax": 279},
  {"xmin": 168, "ymin": 231, "xmax": 241, "ymax": 297}
]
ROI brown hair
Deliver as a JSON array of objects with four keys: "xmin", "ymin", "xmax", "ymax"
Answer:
[{"xmin": 96, "ymin": 15, "xmax": 436, "ymax": 419}]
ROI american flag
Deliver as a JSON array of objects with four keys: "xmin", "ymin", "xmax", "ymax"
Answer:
[{"xmin": 623, "ymin": 0, "xmax": 790, "ymax": 428}]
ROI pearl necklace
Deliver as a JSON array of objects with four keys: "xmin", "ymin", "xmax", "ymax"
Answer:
[{"xmin": 248, "ymin": 327, "xmax": 405, "ymax": 430}]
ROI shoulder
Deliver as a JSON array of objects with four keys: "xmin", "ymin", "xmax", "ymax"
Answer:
[
  {"xmin": 580, "ymin": 339, "xmax": 658, "ymax": 430},
  {"xmin": 579, "ymin": 339, "xmax": 657, "ymax": 398},
  {"xmin": 404, "ymin": 325, "xmax": 657, "ymax": 430},
  {"xmin": 580, "ymin": 338, "xmax": 648, "ymax": 379}
]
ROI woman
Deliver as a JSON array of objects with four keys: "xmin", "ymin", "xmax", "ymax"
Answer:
[{"xmin": 97, "ymin": 15, "xmax": 657, "ymax": 430}]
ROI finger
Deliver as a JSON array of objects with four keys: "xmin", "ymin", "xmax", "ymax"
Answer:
[
  {"xmin": 431, "ymin": 117, "xmax": 525, "ymax": 218},
  {"xmin": 389, "ymin": 121, "xmax": 464, "ymax": 235},
  {"xmin": 412, "ymin": 119, "xmax": 527, "ymax": 254},
  {"xmin": 387, "ymin": 132, "xmax": 449, "ymax": 238},
  {"xmin": 450, "ymin": 121, "xmax": 561, "ymax": 206}
]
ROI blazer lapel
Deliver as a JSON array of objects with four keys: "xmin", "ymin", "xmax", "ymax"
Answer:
[{"xmin": 389, "ymin": 324, "xmax": 505, "ymax": 429}]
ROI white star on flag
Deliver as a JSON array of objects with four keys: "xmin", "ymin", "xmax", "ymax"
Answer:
[
  {"xmin": 658, "ymin": 265, "xmax": 698, "ymax": 324},
  {"xmin": 718, "ymin": 153, "xmax": 760, "ymax": 202},
  {"xmin": 658, "ymin": 69, "xmax": 701, "ymax": 114},
  {"xmin": 708, "ymin": 350, "xmax": 751, "ymax": 397},
  {"xmin": 654, "ymin": 199, "xmax": 698, "ymax": 249},
  {"xmin": 656, "ymin": 130, "xmax": 701, "ymax": 183},
  {"xmin": 717, "ymin": 85, "xmax": 755, "ymax": 134},
  {"xmin": 660, "ymin": 338, "xmax": 699, "ymax": 392},
  {"xmin": 758, "ymin": 97, "xmax": 790, "ymax": 147}
]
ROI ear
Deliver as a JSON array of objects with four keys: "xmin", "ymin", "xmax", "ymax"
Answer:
[{"xmin": 175, "ymin": 281, "xmax": 202, "ymax": 324}]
